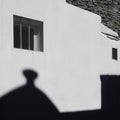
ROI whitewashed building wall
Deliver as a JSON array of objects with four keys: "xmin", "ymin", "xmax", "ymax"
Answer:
[{"xmin": 0, "ymin": 0, "xmax": 119, "ymax": 112}]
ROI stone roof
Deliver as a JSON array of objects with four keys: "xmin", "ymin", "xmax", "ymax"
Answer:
[{"xmin": 66, "ymin": 0, "xmax": 120, "ymax": 36}]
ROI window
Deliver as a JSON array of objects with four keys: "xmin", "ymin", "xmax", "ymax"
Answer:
[
  {"xmin": 112, "ymin": 48, "xmax": 118, "ymax": 60},
  {"xmin": 14, "ymin": 15, "xmax": 44, "ymax": 52}
]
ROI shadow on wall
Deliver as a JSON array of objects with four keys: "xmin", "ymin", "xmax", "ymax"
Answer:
[
  {"xmin": 100, "ymin": 75, "xmax": 120, "ymax": 119},
  {"xmin": 61, "ymin": 75, "xmax": 120, "ymax": 120},
  {"xmin": 0, "ymin": 70, "xmax": 120, "ymax": 120},
  {"xmin": 0, "ymin": 69, "xmax": 60, "ymax": 120}
]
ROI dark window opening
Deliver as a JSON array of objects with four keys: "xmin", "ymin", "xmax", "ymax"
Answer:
[
  {"xmin": 14, "ymin": 24, "xmax": 20, "ymax": 48},
  {"xmin": 14, "ymin": 15, "xmax": 44, "ymax": 52},
  {"xmin": 112, "ymin": 48, "xmax": 118, "ymax": 60},
  {"xmin": 22, "ymin": 25, "xmax": 29, "ymax": 49},
  {"xmin": 30, "ymin": 28, "xmax": 34, "ymax": 50}
]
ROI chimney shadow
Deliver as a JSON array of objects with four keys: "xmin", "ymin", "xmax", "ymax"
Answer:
[{"xmin": 0, "ymin": 69, "xmax": 60, "ymax": 120}]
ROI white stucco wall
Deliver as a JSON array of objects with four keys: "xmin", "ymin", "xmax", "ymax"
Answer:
[{"xmin": 0, "ymin": 0, "xmax": 119, "ymax": 112}]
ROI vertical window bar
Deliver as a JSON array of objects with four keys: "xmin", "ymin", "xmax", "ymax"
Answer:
[
  {"xmin": 20, "ymin": 23, "xmax": 22, "ymax": 49},
  {"xmin": 28, "ymin": 25, "xmax": 30, "ymax": 50}
]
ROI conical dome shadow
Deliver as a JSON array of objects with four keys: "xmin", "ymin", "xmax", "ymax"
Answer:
[{"xmin": 0, "ymin": 69, "xmax": 60, "ymax": 120}]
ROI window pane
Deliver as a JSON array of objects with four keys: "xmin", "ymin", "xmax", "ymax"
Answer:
[
  {"xmin": 33, "ymin": 24, "xmax": 43, "ymax": 52},
  {"xmin": 30, "ymin": 28, "xmax": 34, "ymax": 50},
  {"xmin": 33, "ymin": 26, "xmax": 39, "ymax": 51},
  {"xmin": 22, "ymin": 26, "xmax": 28, "ymax": 49},
  {"xmin": 39, "ymin": 23, "xmax": 44, "ymax": 52},
  {"xmin": 14, "ymin": 24, "xmax": 20, "ymax": 48}
]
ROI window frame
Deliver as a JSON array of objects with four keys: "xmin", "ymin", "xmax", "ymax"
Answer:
[{"xmin": 13, "ymin": 15, "xmax": 44, "ymax": 52}]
